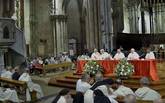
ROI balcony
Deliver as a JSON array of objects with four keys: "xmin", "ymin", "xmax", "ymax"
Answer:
[{"xmin": 0, "ymin": 18, "xmax": 16, "ymax": 46}]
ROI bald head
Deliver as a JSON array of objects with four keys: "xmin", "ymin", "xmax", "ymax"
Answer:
[
  {"xmin": 94, "ymin": 48, "xmax": 98, "ymax": 53},
  {"xmin": 131, "ymin": 48, "xmax": 135, "ymax": 53},
  {"xmin": 124, "ymin": 94, "xmax": 136, "ymax": 103},
  {"xmin": 81, "ymin": 73, "xmax": 90, "ymax": 82},
  {"xmin": 100, "ymin": 49, "xmax": 105, "ymax": 54},
  {"xmin": 117, "ymin": 49, "xmax": 121, "ymax": 53},
  {"xmin": 95, "ymin": 72, "xmax": 103, "ymax": 82},
  {"xmin": 6, "ymin": 66, "xmax": 12, "ymax": 71}
]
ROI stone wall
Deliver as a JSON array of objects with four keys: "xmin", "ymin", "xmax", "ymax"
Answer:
[
  {"xmin": 27, "ymin": 0, "xmax": 53, "ymax": 57},
  {"xmin": 66, "ymin": 0, "xmax": 81, "ymax": 53},
  {"xmin": 0, "ymin": 0, "xmax": 3, "ymax": 16}
]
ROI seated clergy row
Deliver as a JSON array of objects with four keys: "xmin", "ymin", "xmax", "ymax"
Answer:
[
  {"xmin": 91, "ymin": 48, "xmax": 155, "ymax": 60},
  {"xmin": 73, "ymin": 73, "xmax": 161, "ymax": 103},
  {"xmin": 0, "ymin": 66, "xmax": 43, "ymax": 102}
]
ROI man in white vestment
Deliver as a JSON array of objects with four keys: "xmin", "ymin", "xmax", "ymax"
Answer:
[
  {"xmin": 114, "ymin": 49, "xmax": 125, "ymax": 60},
  {"xmin": 84, "ymin": 73, "xmax": 118, "ymax": 103},
  {"xmin": 1, "ymin": 66, "xmax": 13, "ymax": 79},
  {"xmin": 50, "ymin": 57, "xmax": 56, "ymax": 64},
  {"xmin": 100, "ymin": 49, "xmax": 113, "ymax": 60},
  {"xmin": 97, "ymin": 83, "xmax": 118, "ymax": 103},
  {"xmin": 37, "ymin": 57, "xmax": 43, "ymax": 64},
  {"xmin": 91, "ymin": 49, "xmax": 101, "ymax": 60},
  {"xmin": 127, "ymin": 48, "xmax": 140, "ymax": 60},
  {"xmin": 84, "ymin": 72, "xmax": 104, "ymax": 103},
  {"xmin": 0, "ymin": 87, "xmax": 19, "ymax": 102},
  {"xmin": 113, "ymin": 79, "xmax": 134, "ymax": 97},
  {"xmin": 76, "ymin": 73, "xmax": 91, "ymax": 93},
  {"xmin": 145, "ymin": 49, "xmax": 155, "ymax": 60},
  {"xmin": 135, "ymin": 77, "xmax": 161, "ymax": 101},
  {"xmin": 19, "ymin": 69, "xmax": 44, "ymax": 101}
]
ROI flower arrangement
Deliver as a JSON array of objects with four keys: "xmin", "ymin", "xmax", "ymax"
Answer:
[
  {"xmin": 83, "ymin": 61, "xmax": 103, "ymax": 76},
  {"xmin": 115, "ymin": 59, "xmax": 134, "ymax": 77}
]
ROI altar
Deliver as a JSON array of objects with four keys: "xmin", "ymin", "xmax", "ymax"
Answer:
[{"xmin": 76, "ymin": 60, "xmax": 159, "ymax": 81}]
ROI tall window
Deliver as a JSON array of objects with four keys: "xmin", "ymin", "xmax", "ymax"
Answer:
[{"xmin": 3, "ymin": 26, "xmax": 10, "ymax": 39}]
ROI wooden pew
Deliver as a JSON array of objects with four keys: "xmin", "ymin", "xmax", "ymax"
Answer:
[
  {"xmin": 43, "ymin": 62, "xmax": 73, "ymax": 75},
  {"xmin": 0, "ymin": 77, "xmax": 37, "ymax": 102},
  {"xmin": 0, "ymin": 77, "xmax": 27, "ymax": 88}
]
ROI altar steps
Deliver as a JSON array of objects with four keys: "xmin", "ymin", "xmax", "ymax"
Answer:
[
  {"xmin": 48, "ymin": 74, "xmax": 165, "ymax": 99},
  {"xmin": 49, "ymin": 78, "xmax": 165, "ymax": 91},
  {"xmin": 52, "ymin": 76, "xmax": 165, "ymax": 87},
  {"xmin": 49, "ymin": 79, "xmax": 75, "ymax": 89},
  {"xmin": 65, "ymin": 75, "xmax": 81, "ymax": 80},
  {"xmin": 73, "ymin": 72, "xmax": 143, "ymax": 80}
]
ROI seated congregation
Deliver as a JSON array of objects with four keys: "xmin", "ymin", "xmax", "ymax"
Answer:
[
  {"xmin": 52, "ymin": 73, "xmax": 163, "ymax": 103},
  {"xmin": 0, "ymin": 66, "xmax": 43, "ymax": 102}
]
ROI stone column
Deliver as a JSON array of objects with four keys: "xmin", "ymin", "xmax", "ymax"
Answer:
[
  {"xmin": 56, "ymin": 19, "xmax": 61, "ymax": 53},
  {"xmin": 85, "ymin": 0, "xmax": 100, "ymax": 49},
  {"xmin": 99, "ymin": 0, "xmax": 113, "ymax": 51},
  {"xmin": 63, "ymin": 20, "xmax": 68, "ymax": 51},
  {"xmin": 0, "ymin": 49, "xmax": 5, "ymax": 74},
  {"xmin": 52, "ymin": 0, "xmax": 69, "ymax": 54}
]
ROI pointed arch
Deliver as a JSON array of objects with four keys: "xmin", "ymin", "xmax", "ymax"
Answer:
[{"xmin": 3, "ymin": 26, "xmax": 10, "ymax": 39}]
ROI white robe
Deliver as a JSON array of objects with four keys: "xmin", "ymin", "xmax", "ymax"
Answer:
[
  {"xmin": 91, "ymin": 52, "xmax": 101, "ymax": 60},
  {"xmin": 0, "ymin": 87, "xmax": 19, "ymax": 103},
  {"xmin": 114, "ymin": 53, "xmax": 125, "ymax": 60},
  {"xmin": 1, "ymin": 71, "xmax": 12, "ymax": 79},
  {"xmin": 96, "ymin": 85, "xmax": 118, "ymax": 103},
  {"xmin": 84, "ymin": 89, "xmax": 94, "ymax": 103},
  {"xmin": 100, "ymin": 52, "xmax": 112, "ymax": 60},
  {"xmin": 96, "ymin": 85, "xmax": 109, "ymax": 96},
  {"xmin": 84, "ymin": 85, "xmax": 118, "ymax": 103},
  {"xmin": 113, "ymin": 85, "xmax": 134, "ymax": 97},
  {"xmin": 135, "ymin": 87, "xmax": 161, "ymax": 101},
  {"xmin": 127, "ymin": 52, "xmax": 140, "ymax": 60},
  {"xmin": 57, "ymin": 96, "xmax": 67, "ymax": 103},
  {"xmin": 19, "ymin": 73, "xmax": 44, "ymax": 101},
  {"xmin": 50, "ymin": 57, "xmax": 56, "ymax": 64},
  {"xmin": 145, "ymin": 52, "xmax": 155, "ymax": 60},
  {"xmin": 76, "ymin": 79, "xmax": 91, "ymax": 93}
]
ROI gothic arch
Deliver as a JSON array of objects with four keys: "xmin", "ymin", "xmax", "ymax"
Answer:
[{"xmin": 3, "ymin": 26, "xmax": 10, "ymax": 39}]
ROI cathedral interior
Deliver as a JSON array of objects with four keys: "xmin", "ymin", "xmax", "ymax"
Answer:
[
  {"xmin": 1, "ymin": 0, "xmax": 165, "ymax": 103},
  {"xmin": 1, "ymin": 0, "xmax": 165, "ymax": 60}
]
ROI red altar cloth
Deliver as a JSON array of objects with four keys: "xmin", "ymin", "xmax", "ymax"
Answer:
[{"xmin": 76, "ymin": 60, "xmax": 159, "ymax": 81}]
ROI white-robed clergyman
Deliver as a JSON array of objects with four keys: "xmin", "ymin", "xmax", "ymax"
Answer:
[
  {"xmin": 135, "ymin": 77, "xmax": 161, "ymax": 101},
  {"xmin": 100, "ymin": 49, "xmax": 113, "ymax": 60},
  {"xmin": 76, "ymin": 74, "xmax": 91, "ymax": 93},
  {"xmin": 18, "ymin": 69, "xmax": 44, "ymax": 101},
  {"xmin": 127, "ymin": 48, "xmax": 139, "ymax": 60},
  {"xmin": 0, "ymin": 87, "xmax": 19, "ymax": 102},
  {"xmin": 113, "ymin": 79, "xmax": 134, "ymax": 97},
  {"xmin": 91, "ymin": 49, "xmax": 101, "ymax": 60},
  {"xmin": 145, "ymin": 49, "xmax": 155, "ymax": 60},
  {"xmin": 1, "ymin": 66, "xmax": 13, "ymax": 79},
  {"xmin": 114, "ymin": 49, "xmax": 125, "ymax": 60}
]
